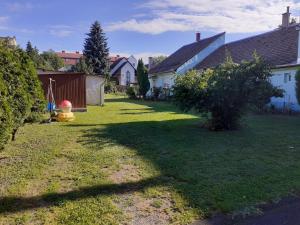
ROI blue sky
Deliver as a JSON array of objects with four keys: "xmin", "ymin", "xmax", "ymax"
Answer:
[{"xmin": 0, "ymin": 0, "xmax": 300, "ymax": 62}]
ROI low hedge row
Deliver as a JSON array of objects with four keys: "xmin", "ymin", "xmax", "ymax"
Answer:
[{"xmin": 0, "ymin": 42, "xmax": 45, "ymax": 149}]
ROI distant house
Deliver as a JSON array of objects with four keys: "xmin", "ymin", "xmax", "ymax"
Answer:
[
  {"xmin": 0, "ymin": 36, "xmax": 17, "ymax": 46},
  {"xmin": 56, "ymin": 51, "xmax": 83, "ymax": 66},
  {"xmin": 110, "ymin": 55, "xmax": 137, "ymax": 86},
  {"xmin": 149, "ymin": 7, "xmax": 300, "ymax": 111}
]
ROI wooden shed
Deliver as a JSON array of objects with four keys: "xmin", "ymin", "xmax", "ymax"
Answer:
[{"xmin": 38, "ymin": 71, "xmax": 87, "ymax": 111}]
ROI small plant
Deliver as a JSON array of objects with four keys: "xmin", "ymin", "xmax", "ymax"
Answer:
[
  {"xmin": 126, "ymin": 86, "xmax": 137, "ymax": 99},
  {"xmin": 105, "ymin": 81, "xmax": 117, "ymax": 93}
]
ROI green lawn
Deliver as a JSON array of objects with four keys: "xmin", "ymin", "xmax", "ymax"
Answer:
[{"xmin": 1, "ymin": 95, "xmax": 300, "ymax": 224}]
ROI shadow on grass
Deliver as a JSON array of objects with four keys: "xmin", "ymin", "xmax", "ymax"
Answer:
[
  {"xmin": 0, "ymin": 177, "xmax": 165, "ymax": 214},
  {"xmin": 3, "ymin": 98, "xmax": 300, "ymax": 219},
  {"xmin": 76, "ymin": 116, "xmax": 300, "ymax": 216}
]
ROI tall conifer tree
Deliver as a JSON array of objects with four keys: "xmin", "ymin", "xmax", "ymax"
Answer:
[{"xmin": 83, "ymin": 21, "xmax": 109, "ymax": 76}]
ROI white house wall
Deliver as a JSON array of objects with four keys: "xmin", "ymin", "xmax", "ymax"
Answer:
[
  {"xmin": 119, "ymin": 63, "xmax": 136, "ymax": 86},
  {"xmin": 127, "ymin": 56, "xmax": 137, "ymax": 69},
  {"xmin": 271, "ymin": 68, "xmax": 300, "ymax": 111}
]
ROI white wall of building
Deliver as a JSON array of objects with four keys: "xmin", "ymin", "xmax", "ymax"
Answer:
[
  {"xmin": 127, "ymin": 55, "xmax": 137, "ymax": 69},
  {"xmin": 86, "ymin": 75, "xmax": 105, "ymax": 105},
  {"xmin": 270, "ymin": 68, "xmax": 300, "ymax": 111},
  {"xmin": 119, "ymin": 63, "xmax": 136, "ymax": 86}
]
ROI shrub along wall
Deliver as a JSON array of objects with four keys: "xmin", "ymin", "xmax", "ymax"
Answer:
[{"xmin": 0, "ymin": 42, "xmax": 45, "ymax": 149}]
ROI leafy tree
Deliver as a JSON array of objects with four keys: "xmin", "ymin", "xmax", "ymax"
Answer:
[
  {"xmin": 296, "ymin": 69, "xmax": 300, "ymax": 105},
  {"xmin": 173, "ymin": 56, "xmax": 283, "ymax": 131},
  {"xmin": 83, "ymin": 21, "xmax": 109, "ymax": 76},
  {"xmin": 150, "ymin": 56, "xmax": 167, "ymax": 68},
  {"xmin": 26, "ymin": 42, "xmax": 64, "ymax": 71},
  {"xmin": 137, "ymin": 59, "xmax": 150, "ymax": 98},
  {"xmin": 40, "ymin": 50, "xmax": 64, "ymax": 71},
  {"xmin": 71, "ymin": 57, "xmax": 93, "ymax": 74}
]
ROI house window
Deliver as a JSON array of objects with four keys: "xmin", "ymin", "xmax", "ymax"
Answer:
[
  {"xmin": 284, "ymin": 73, "xmax": 292, "ymax": 83},
  {"xmin": 126, "ymin": 71, "xmax": 131, "ymax": 86}
]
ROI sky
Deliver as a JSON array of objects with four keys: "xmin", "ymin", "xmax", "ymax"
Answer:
[{"xmin": 1, "ymin": 0, "xmax": 300, "ymax": 62}]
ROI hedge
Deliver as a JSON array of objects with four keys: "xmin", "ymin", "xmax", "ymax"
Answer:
[{"xmin": 0, "ymin": 42, "xmax": 45, "ymax": 149}]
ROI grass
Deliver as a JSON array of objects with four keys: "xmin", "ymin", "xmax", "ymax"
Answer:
[{"xmin": 1, "ymin": 95, "xmax": 300, "ymax": 224}]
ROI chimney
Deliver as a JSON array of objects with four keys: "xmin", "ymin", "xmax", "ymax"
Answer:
[
  {"xmin": 62, "ymin": 50, "xmax": 65, "ymax": 53},
  {"xmin": 196, "ymin": 32, "xmax": 201, "ymax": 42},
  {"xmin": 76, "ymin": 51, "xmax": 79, "ymax": 54},
  {"xmin": 148, "ymin": 57, "xmax": 153, "ymax": 70},
  {"xmin": 282, "ymin": 6, "xmax": 291, "ymax": 27}
]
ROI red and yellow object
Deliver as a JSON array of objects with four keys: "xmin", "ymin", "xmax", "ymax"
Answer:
[{"xmin": 57, "ymin": 100, "xmax": 75, "ymax": 122}]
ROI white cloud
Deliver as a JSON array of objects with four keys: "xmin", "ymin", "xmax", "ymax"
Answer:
[
  {"xmin": 49, "ymin": 25, "xmax": 73, "ymax": 37},
  {"xmin": 107, "ymin": 0, "xmax": 300, "ymax": 34},
  {"xmin": 111, "ymin": 52, "xmax": 168, "ymax": 63},
  {"xmin": 7, "ymin": 2, "xmax": 34, "ymax": 12}
]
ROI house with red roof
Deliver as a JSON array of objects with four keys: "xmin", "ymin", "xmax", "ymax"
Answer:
[
  {"xmin": 56, "ymin": 51, "xmax": 82, "ymax": 66},
  {"xmin": 149, "ymin": 7, "xmax": 300, "ymax": 111}
]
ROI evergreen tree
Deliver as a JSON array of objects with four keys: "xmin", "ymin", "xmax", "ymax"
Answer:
[
  {"xmin": 26, "ymin": 41, "xmax": 40, "ymax": 68},
  {"xmin": 83, "ymin": 21, "xmax": 109, "ymax": 76},
  {"xmin": 137, "ymin": 59, "xmax": 150, "ymax": 98}
]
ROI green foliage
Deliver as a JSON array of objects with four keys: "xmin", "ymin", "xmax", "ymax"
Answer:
[
  {"xmin": 137, "ymin": 59, "xmax": 150, "ymax": 98},
  {"xmin": 0, "ymin": 75, "xmax": 12, "ymax": 149},
  {"xmin": 26, "ymin": 42, "xmax": 64, "ymax": 71},
  {"xmin": 0, "ymin": 42, "xmax": 45, "ymax": 148},
  {"xmin": 71, "ymin": 57, "xmax": 93, "ymax": 74},
  {"xmin": 83, "ymin": 21, "xmax": 109, "ymax": 76},
  {"xmin": 150, "ymin": 56, "xmax": 167, "ymax": 68},
  {"xmin": 104, "ymin": 81, "xmax": 117, "ymax": 93},
  {"xmin": 126, "ymin": 86, "xmax": 138, "ymax": 99},
  {"xmin": 296, "ymin": 69, "xmax": 300, "ymax": 105},
  {"xmin": 173, "ymin": 56, "xmax": 283, "ymax": 130},
  {"xmin": 40, "ymin": 50, "xmax": 64, "ymax": 71}
]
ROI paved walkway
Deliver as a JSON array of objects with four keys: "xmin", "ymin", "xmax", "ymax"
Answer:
[{"xmin": 193, "ymin": 197, "xmax": 300, "ymax": 225}]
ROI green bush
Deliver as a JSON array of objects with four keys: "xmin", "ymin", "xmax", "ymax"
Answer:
[
  {"xmin": 105, "ymin": 81, "xmax": 117, "ymax": 93},
  {"xmin": 0, "ymin": 77, "xmax": 12, "ymax": 149},
  {"xmin": 173, "ymin": 56, "xmax": 283, "ymax": 130},
  {"xmin": 0, "ymin": 42, "xmax": 45, "ymax": 148},
  {"xmin": 126, "ymin": 86, "xmax": 137, "ymax": 99}
]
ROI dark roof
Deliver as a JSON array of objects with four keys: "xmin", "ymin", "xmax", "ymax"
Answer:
[
  {"xmin": 196, "ymin": 25, "xmax": 299, "ymax": 69},
  {"xmin": 110, "ymin": 59, "xmax": 137, "ymax": 77},
  {"xmin": 149, "ymin": 32, "xmax": 225, "ymax": 74},
  {"xmin": 110, "ymin": 57, "xmax": 125, "ymax": 70}
]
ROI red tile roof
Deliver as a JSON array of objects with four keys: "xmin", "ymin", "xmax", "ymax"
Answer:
[{"xmin": 56, "ymin": 51, "xmax": 83, "ymax": 59}]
